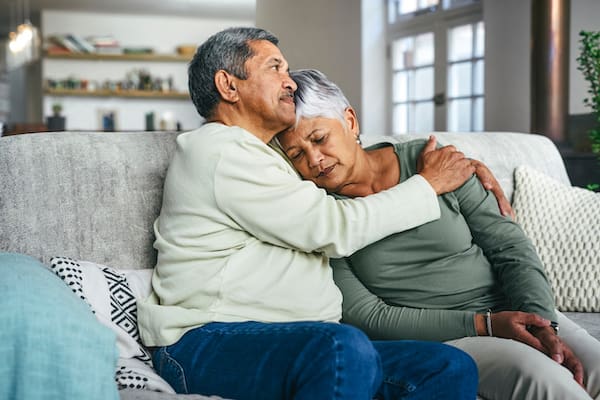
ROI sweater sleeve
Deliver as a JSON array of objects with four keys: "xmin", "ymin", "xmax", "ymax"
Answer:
[
  {"xmin": 453, "ymin": 176, "xmax": 558, "ymax": 321},
  {"xmin": 331, "ymin": 257, "xmax": 478, "ymax": 341},
  {"xmin": 214, "ymin": 140, "xmax": 441, "ymax": 258}
]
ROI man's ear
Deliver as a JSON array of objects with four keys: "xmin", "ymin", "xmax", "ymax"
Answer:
[
  {"xmin": 214, "ymin": 70, "xmax": 239, "ymax": 103},
  {"xmin": 344, "ymin": 107, "xmax": 360, "ymax": 137}
]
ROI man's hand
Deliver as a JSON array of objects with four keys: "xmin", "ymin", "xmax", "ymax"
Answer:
[
  {"xmin": 471, "ymin": 159, "xmax": 515, "ymax": 219},
  {"xmin": 417, "ymin": 136, "xmax": 475, "ymax": 195}
]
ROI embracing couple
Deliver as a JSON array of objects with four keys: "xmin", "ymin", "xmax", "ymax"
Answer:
[{"xmin": 137, "ymin": 27, "xmax": 600, "ymax": 400}]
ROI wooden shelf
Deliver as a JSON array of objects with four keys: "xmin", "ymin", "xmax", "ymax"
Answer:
[
  {"xmin": 44, "ymin": 52, "xmax": 191, "ymax": 62},
  {"xmin": 44, "ymin": 88, "xmax": 190, "ymax": 99}
]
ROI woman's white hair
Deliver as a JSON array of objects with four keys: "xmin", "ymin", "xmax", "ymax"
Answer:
[{"xmin": 290, "ymin": 69, "xmax": 351, "ymax": 128}]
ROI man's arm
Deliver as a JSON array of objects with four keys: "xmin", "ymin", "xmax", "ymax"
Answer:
[{"xmin": 214, "ymin": 140, "xmax": 440, "ymax": 258}]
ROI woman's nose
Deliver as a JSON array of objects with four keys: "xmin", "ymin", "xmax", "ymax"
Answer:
[{"xmin": 307, "ymin": 149, "xmax": 323, "ymax": 168}]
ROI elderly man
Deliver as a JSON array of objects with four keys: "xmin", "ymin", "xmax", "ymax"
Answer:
[{"xmin": 138, "ymin": 27, "xmax": 478, "ymax": 400}]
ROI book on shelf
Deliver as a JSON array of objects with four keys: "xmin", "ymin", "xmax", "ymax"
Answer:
[
  {"xmin": 123, "ymin": 47, "xmax": 154, "ymax": 55},
  {"xmin": 46, "ymin": 34, "xmax": 96, "ymax": 53},
  {"xmin": 46, "ymin": 34, "xmax": 80, "ymax": 53},
  {"xmin": 66, "ymin": 34, "xmax": 95, "ymax": 53}
]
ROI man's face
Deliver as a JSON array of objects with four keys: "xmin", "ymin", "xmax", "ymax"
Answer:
[{"xmin": 234, "ymin": 40, "xmax": 297, "ymax": 140}]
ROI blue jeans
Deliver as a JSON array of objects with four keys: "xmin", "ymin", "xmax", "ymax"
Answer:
[{"xmin": 153, "ymin": 321, "xmax": 477, "ymax": 400}]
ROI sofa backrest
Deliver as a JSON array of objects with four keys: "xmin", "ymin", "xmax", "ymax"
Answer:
[
  {"xmin": 363, "ymin": 132, "xmax": 570, "ymax": 202},
  {"xmin": 0, "ymin": 131, "xmax": 178, "ymax": 269},
  {"xmin": 0, "ymin": 130, "xmax": 570, "ymax": 270}
]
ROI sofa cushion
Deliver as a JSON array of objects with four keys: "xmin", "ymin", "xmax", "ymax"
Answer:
[
  {"xmin": 0, "ymin": 253, "xmax": 119, "ymax": 400},
  {"xmin": 512, "ymin": 165, "xmax": 600, "ymax": 312},
  {"xmin": 48, "ymin": 257, "xmax": 174, "ymax": 393}
]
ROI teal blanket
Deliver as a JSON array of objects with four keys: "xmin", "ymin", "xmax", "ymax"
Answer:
[{"xmin": 0, "ymin": 253, "xmax": 119, "ymax": 400}]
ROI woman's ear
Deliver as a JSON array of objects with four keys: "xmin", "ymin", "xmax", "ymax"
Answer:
[
  {"xmin": 214, "ymin": 70, "xmax": 239, "ymax": 103},
  {"xmin": 344, "ymin": 107, "xmax": 360, "ymax": 138}
]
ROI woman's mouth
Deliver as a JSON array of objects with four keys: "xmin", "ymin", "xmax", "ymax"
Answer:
[{"xmin": 317, "ymin": 165, "xmax": 335, "ymax": 178}]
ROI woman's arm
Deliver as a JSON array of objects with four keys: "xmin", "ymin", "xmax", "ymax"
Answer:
[
  {"xmin": 331, "ymin": 257, "xmax": 477, "ymax": 342},
  {"xmin": 453, "ymin": 176, "xmax": 557, "ymax": 322}
]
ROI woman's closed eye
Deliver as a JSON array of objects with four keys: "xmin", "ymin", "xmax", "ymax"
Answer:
[
  {"xmin": 313, "ymin": 135, "xmax": 327, "ymax": 144},
  {"xmin": 289, "ymin": 150, "xmax": 304, "ymax": 160}
]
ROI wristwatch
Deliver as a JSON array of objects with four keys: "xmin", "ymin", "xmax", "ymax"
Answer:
[{"xmin": 550, "ymin": 321, "xmax": 560, "ymax": 335}]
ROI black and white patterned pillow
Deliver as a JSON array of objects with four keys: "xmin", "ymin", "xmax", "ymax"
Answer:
[{"xmin": 48, "ymin": 257, "xmax": 173, "ymax": 393}]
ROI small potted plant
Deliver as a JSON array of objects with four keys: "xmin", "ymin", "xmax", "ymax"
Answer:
[
  {"xmin": 576, "ymin": 30, "xmax": 600, "ymax": 190},
  {"xmin": 47, "ymin": 102, "xmax": 66, "ymax": 131}
]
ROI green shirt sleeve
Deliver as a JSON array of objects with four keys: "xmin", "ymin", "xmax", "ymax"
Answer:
[
  {"xmin": 453, "ymin": 175, "xmax": 558, "ymax": 321},
  {"xmin": 331, "ymin": 257, "xmax": 478, "ymax": 341}
]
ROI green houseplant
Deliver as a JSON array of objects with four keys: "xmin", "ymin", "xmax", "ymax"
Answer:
[{"xmin": 576, "ymin": 30, "xmax": 600, "ymax": 190}]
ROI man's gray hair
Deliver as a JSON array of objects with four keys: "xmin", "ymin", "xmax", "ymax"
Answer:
[
  {"xmin": 188, "ymin": 27, "xmax": 279, "ymax": 119},
  {"xmin": 290, "ymin": 69, "xmax": 351, "ymax": 127}
]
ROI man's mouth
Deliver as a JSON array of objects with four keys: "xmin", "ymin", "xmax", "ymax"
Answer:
[{"xmin": 281, "ymin": 92, "xmax": 294, "ymax": 104}]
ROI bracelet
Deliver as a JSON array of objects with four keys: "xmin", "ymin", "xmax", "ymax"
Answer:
[
  {"xmin": 550, "ymin": 321, "xmax": 560, "ymax": 335},
  {"xmin": 485, "ymin": 309, "xmax": 493, "ymax": 336}
]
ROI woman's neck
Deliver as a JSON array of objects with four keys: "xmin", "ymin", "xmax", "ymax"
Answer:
[{"xmin": 337, "ymin": 145, "xmax": 400, "ymax": 198}]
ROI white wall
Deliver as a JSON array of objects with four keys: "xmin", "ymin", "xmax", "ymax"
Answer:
[
  {"xmin": 361, "ymin": 1, "xmax": 388, "ymax": 135},
  {"xmin": 483, "ymin": 0, "xmax": 532, "ymax": 133},
  {"xmin": 256, "ymin": 0, "xmax": 363, "ymax": 121},
  {"xmin": 42, "ymin": 10, "xmax": 253, "ymax": 131}
]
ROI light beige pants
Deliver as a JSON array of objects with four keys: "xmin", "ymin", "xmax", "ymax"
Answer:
[{"xmin": 446, "ymin": 311, "xmax": 600, "ymax": 400}]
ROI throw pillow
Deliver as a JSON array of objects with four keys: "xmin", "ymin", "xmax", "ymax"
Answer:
[
  {"xmin": 48, "ymin": 257, "xmax": 174, "ymax": 393},
  {"xmin": 512, "ymin": 165, "xmax": 600, "ymax": 312}
]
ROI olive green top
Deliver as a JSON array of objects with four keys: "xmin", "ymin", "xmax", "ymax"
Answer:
[{"xmin": 331, "ymin": 140, "xmax": 557, "ymax": 342}]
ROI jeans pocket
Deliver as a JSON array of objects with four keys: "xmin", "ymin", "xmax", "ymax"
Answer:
[{"xmin": 153, "ymin": 347, "xmax": 189, "ymax": 394}]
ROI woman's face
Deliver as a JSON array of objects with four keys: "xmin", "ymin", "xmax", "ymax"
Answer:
[{"xmin": 278, "ymin": 107, "xmax": 360, "ymax": 193}]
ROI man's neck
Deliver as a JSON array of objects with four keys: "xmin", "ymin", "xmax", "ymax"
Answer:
[{"xmin": 209, "ymin": 110, "xmax": 283, "ymax": 144}]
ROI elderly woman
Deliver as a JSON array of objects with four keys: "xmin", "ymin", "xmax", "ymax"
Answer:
[{"xmin": 275, "ymin": 69, "xmax": 600, "ymax": 400}]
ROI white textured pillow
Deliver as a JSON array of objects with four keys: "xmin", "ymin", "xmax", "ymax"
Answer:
[
  {"xmin": 512, "ymin": 165, "xmax": 600, "ymax": 312},
  {"xmin": 48, "ymin": 257, "xmax": 174, "ymax": 393}
]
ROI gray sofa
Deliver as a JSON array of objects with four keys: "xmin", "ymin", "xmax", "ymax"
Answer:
[{"xmin": 1, "ymin": 130, "xmax": 598, "ymax": 399}]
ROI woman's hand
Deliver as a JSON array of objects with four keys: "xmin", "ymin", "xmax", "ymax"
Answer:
[
  {"xmin": 470, "ymin": 159, "xmax": 515, "ymax": 219},
  {"xmin": 529, "ymin": 326, "xmax": 585, "ymax": 387},
  {"xmin": 484, "ymin": 311, "xmax": 585, "ymax": 386}
]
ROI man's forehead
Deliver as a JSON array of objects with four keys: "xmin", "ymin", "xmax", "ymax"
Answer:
[{"xmin": 248, "ymin": 40, "xmax": 286, "ymax": 61}]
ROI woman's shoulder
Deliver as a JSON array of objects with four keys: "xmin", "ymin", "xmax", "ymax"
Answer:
[{"xmin": 392, "ymin": 139, "xmax": 429, "ymax": 161}]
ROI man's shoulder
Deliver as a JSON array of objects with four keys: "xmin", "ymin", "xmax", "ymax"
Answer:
[{"xmin": 177, "ymin": 123, "xmax": 256, "ymax": 155}]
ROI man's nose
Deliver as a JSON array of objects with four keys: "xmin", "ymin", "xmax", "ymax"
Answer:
[{"xmin": 283, "ymin": 74, "xmax": 297, "ymax": 92}]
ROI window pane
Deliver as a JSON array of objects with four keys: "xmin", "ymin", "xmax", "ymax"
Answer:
[
  {"xmin": 393, "ymin": 104, "xmax": 408, "ymax": 134},
  {"xmin": 392, "ymin": 37, "xmax": 414, "ymax": 70},
  {"xmin": 448, "ymin": 62, "xmax": 472, "ymax": 97},
  {"xmin": 448, "ymin": 98, "xmax": 472, "ymax": 131},
  {"xmin": 475, "ymin": 21, "xmax": 485, "ymax": 57},
  {"xmin": 448, "ymin": 24, "xmax": 473, "ymax": 62},
  {"xmin": 400, "ymin": 0, "xmax": 417, "ymax": 14},
  {"xmin": 443, "ymin": 0, "xmax": 479, "ymax": 9},
  {"xmin": 414, "ymin": 102, "xmax": 434, "ymax": 132},
  {"xmin": 414, "ymin": 33, "xmax": 434, "ymax": 66},
  {"xmin": 393, "ymin": 71, "xmax": 409, "ymax": 102},
  {"xmin": 388, "ymin": 1, "xmax": 396, "ymax": 24},
  {"xmin": 473, "ymin": 97, "xmax": 484, "ymax": 131},
  {"xmin": 474, "ymin": 60, "xmax": 484, "ymax": 95},
  {"xmin": 419, "ymin": 0, "xmax": 439, "ymax": 8},
  {"xmin": 414, "ymin": 67, "xmax": 434, "ymax": 100},
  {"xmin": 408, "ymin": 70, "xmax": 416, "ymax": 99}
]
